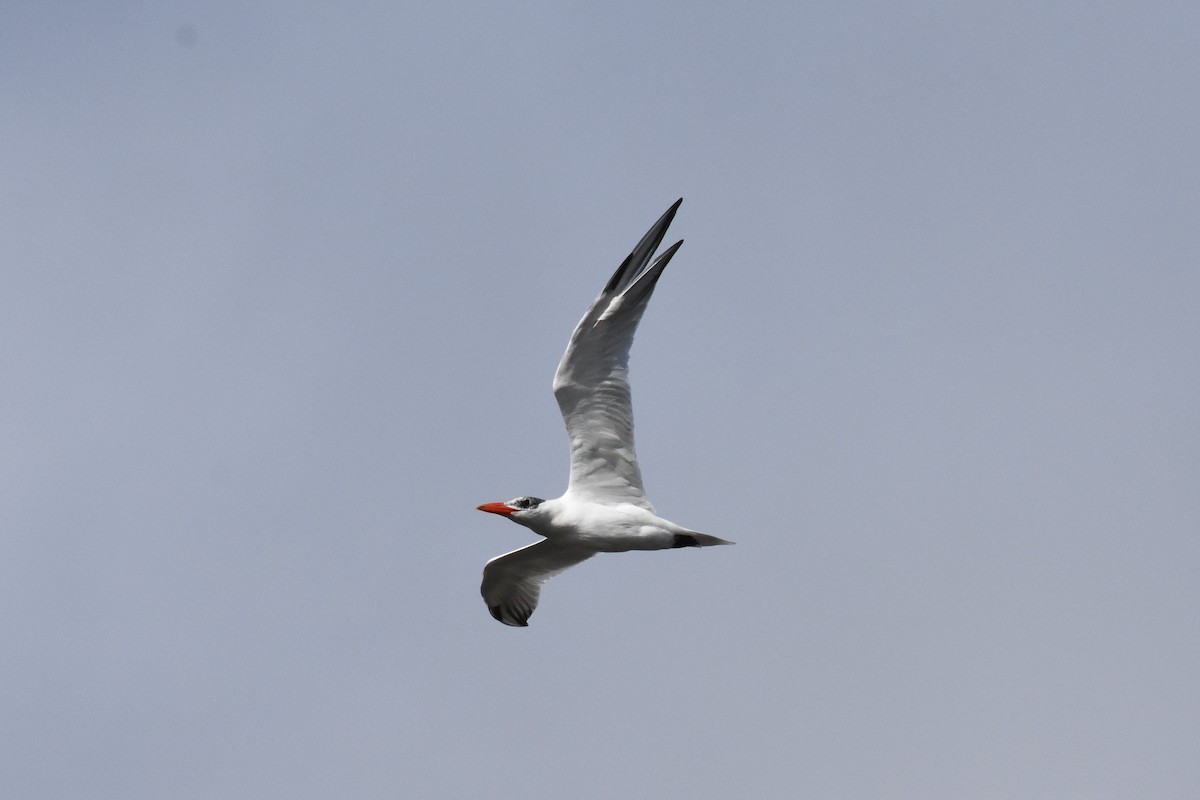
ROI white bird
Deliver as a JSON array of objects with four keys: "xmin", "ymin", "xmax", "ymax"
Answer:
[{"xmin": 476, "ymin": 199, "xmax": 733, "ymax": 626}]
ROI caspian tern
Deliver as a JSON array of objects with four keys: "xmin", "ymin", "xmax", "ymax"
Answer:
[{"xmin": 476, "ymin": 199, "xmax": 733, "ymax": 627}]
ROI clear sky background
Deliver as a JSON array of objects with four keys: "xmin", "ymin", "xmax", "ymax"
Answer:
[{"xmin": 4, "ymin": 2, "xmax": 1198, "ymax": 798}]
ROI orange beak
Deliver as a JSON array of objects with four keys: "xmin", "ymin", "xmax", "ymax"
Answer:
[{"xmin": 476, "ymin": 502, "xmax": 515, "ymax": 516}]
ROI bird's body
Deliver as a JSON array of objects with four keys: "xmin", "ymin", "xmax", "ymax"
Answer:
[
  {"xmin": 476, "ymin": 199, "xmax": 732, "ymax": 627},
  {"xmin": 489, "ymin": 497, "xmax": 728, "ymax": 552}
]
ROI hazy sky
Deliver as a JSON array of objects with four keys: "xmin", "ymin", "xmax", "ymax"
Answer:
[{"xmin": 4, "ymin": 2, "xmax": 1199, "ymax": 798}]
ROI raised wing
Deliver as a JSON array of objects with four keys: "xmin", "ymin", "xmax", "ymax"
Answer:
[
  {"xmin": 552, "ymin": 199, "xmax": 684, "ymax": 509},
  {"xmin": 481, "ymin": 540, "xmax": 595, "ymax": 627}
]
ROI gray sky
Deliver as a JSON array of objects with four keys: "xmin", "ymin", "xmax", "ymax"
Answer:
[{"xmin": 4, "ymin": 2, "xmax": 1199, "ymax": 798}]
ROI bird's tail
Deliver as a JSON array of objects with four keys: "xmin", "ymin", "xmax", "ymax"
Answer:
[{"xmin": 671, "ymin": 531, "xmax": 735, "ymax": 548}]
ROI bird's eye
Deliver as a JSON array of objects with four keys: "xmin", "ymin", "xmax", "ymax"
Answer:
[{"xmin": 510, "ymin": 496, "xmax": 544, "ymax": 509}]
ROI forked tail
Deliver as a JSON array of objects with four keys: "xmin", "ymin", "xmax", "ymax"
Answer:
[{"xmin": 671, "ymin": 532, "xmax": 735, "ymax": 548}]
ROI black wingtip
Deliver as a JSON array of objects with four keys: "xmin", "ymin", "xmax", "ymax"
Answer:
[
  {"xmin": 601, "ymin": 199, "xmax": 685, "ymax": 295},
  {"xmin": 490, "ymin": 604, "xmax": 530, "ymax": 627}
]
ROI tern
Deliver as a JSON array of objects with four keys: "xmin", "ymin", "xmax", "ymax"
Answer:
[{"xmin": 476, "ymin": 199, "xmax": 733, "ymax": 627}]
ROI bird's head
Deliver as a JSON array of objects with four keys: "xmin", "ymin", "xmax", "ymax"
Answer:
[{"xmin": 476, "ymin": 496, "xmax": 546, "ymax": 525}]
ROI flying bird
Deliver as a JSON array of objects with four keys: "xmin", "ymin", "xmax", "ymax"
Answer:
[{"xmin": 476, "ymin": 199, "xmax": 733, "ymax": 626}]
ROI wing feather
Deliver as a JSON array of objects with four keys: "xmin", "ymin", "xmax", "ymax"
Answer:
[
  {"xmin": 552, "ymin": 200, "xmax": 684, "ymax": 509},
  {"xmin": 480, "ymin": 541, "xmax": 594, "ymax": 627}
]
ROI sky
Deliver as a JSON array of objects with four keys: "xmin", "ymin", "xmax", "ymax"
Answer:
[{"xmin": 3, "ymin": 2, "xmax": 1199, "ymax": 798}]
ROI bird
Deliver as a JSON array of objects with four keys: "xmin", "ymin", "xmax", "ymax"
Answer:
[{"xmin": 476, "ymin": 198, "xmax": 733, "ymax": 627}]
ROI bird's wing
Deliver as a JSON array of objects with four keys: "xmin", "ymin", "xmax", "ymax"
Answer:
[
  {"xmin": 551, "ymin": 199, "xmax": 684, "ymax": 510},
  {"xmin": 481, "ymin": 540, "xmax": 595, "ymax": 627}
]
